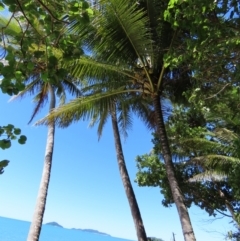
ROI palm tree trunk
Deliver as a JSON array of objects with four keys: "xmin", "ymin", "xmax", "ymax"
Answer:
[
  {"xmin": 110, "ymin": 103, "xmax": 148, "ymax": 241},
  {"xmin": 27, "ymin": 85, "xmax": 56, "ymax": 241},
  {"xmin": 152, "ymin": 95, "xmax": 196, "ymax": 241}
]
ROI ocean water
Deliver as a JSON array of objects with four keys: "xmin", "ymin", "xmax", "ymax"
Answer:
[{"xmin": 0, "ymin": 216, "xmax": 135, "ymax": 241}]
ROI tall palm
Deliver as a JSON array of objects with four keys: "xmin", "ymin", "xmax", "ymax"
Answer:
[
  {"xmin": 0, "ymin": 15, "xmax": 81, "ymax": 241},
  {"xmin": 12, "ymin": 76, "xmax": 80, "ymax": 241},
  {"xmin": 18, "ymin": 78, "xmax": 80, "ymax": 241},
  {"xmin": 110, "ymin": 100, "xmax": 149, "ymax": 241},
  {"xmin": 44, "ymin": 84, "xmax": 153, "ymax": 240},
  {"xmin": 25, "ymin": 82, "xmax": 56, "ymax": 241},
  {"xmin": 43, "ymin": 0, "xmax": 196, "ymax": 240}
]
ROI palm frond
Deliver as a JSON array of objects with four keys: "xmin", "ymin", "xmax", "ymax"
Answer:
[
  {"xmin": 90, "ymin": 0, "xmax": 152, "ymax": 62},
  {"xmin": 117, "ymin": 99, "xmax": 133, "ymax": 139},
  {"xmin": 64, "ymin": 56, "xmax": 136, "ymax": 82},
  {"xmin": 37, "ymin": 87, "xmax": 130, "ymax": 127},
  {"xmin": 191, "ymin": 155, "xmax": 240, "ymax": 170},
  {"xmin": 55, "ymin": 84, "xmax": 66, "ymax": 105},
  {"xmin": 214, "ymin": 128, "xmax": 238, "ymax": 143},
  {"xmin": 55, "ymin": 79, "xmax": 80, "ymax": 106},
  {"xmin": 141, "ymin": 0, "xmax": 172, "ymax": 71},
  {"xmin": 9, "ymin": 77, "xmax": 42, "ymax": 101},
  {"xmin": 188, "ymin": 170, "xmax": 227, "ymax": 182},
  {"xmin": 61, "ymin": 79, "xmax": 81, "ymax": 97},
  {"xmin": 29, "ymin": 85, "xmax": 49, "ymax": 123},
  {"xmin": 179, "ymin": 137, "xmax": 223, "ymax": 152},
  {"xmin": 129, "ymin": 94, "xmax": 155, "ymax": 130},
  {"xmin": 89, "ymin": 104, "xmax": 110, "ymax": 139}
]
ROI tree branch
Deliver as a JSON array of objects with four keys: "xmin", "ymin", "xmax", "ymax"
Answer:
[
  {"xmin": 204, "ymin": 83, "xmax": 230, "ymax": 100},
  {"xmin": 35, "ymin": 0, "xmax": 69, "ymax": 24}
]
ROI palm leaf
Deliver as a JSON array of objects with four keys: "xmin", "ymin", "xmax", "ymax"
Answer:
[
  {"xmin": 214, "ymin": 128, "xmax": 238, "ymax": 143},
  {"xmin": 68, "ymin": 0, "xmax": 155, "ymax": 89},
  {"xmin": 61, "ymin": 79, "xmax": 81, "ymax": 97},
  {"xmin": 9, "ymin": 77, "xmax": 42, "ymax": 101},
  {"xmin": 37, "ymin": 84, "xmax": 150, "ymax": 132},
  {"xmin": 57, "ymin": 79, "xmax": 81, "ymax": 105},
  {"xmin": 90, "ymin": 0, "xmax": 152, "ymax": 62},
  {"xmin": 28, "ymin": 84, "xmax": 49, "ymax": 123},
  {"xmin": 191, "ymin": 155, "xmax": 240, "ymax": 170},
  {"xmin": 37, "ymin": 87, "xmax": 124, "ymax": 127},
  {"xmin": 89, "ymin": 103, "xmax": 110, "ymax": 139},
  {"xmin": 141, "ymin": 0, "xmax": 173, "ymax": 71},
  {"xmin": 180, "ymin": 137, "xmax": 223, "ymax": 152},
  {"xmin": 188, "ymin": 170, "xmax": 227, "ymax": 182},
  {"xmin": 64, "ymin": 56, "xmax": 137, "ymax": 82},
  {"xmin": 117, "ymin": 98, "xmax": 133, "ymax": 139}
]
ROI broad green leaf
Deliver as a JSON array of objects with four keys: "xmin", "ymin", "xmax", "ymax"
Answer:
[
  {"xmin": 0, "ymin": 140, "xmax": 11, "ymax": 149},
  {"xmin": 18, "ymin": 135, "xmax": 27, "ymax": 144},
  {"xmin": 14, "ymin": 128, "xmax": 21, "ymax": 135},
  {"xmin": 0, "ymin": 160, "xmax": 9, "ymax": 168}
]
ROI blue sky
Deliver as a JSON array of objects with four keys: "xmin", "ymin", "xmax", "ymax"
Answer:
[{"xmin": 0, "ymin": 91, "xmax": 235, "ymax": 241}]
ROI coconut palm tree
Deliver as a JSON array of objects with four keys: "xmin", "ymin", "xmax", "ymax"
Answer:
[
  {"xmin": 39, "ymin": 0, "xmax": 196, "ymax": 240},
  {"xmin": 17, "ymin": 76, "xmax": 80, "ymax": 241},
  {"xmin": 14, "ymin": 77, "xmax": 80, "ymax": 241},
  {"xmin": 0, "ymin": 15, "xmax": 81, "ymax": 241},
  {"xmin": 109, "ymin": 100, "xmax": 149, "ymax": 241},
  {"xmin": 11, "ymin": 72, "xmax": 81, "ymax": 241},
  {"xmin": 43, "ymin": 83, "xmax": 153, "ymax": 240}
]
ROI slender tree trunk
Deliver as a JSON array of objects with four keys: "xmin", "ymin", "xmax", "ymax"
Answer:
[
  {"xmin": 110, "ymin": 104, "xmax": 148, "ymax": 241},
  {"xmin": 152, "ymin": 95, "xmax": 196, "ymax": 241},
  {"xmin": 27, "ymin": 85, "xmax": 56, "ymax": 241}
]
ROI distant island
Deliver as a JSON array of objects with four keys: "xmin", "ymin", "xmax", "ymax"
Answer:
[
  {"xmin": 45, "ymin": 222, "xmax": 64, "ymax": 228},
  {"xmin": 45, "ymin": 222, "xmax": 110, "ymax": 236}
]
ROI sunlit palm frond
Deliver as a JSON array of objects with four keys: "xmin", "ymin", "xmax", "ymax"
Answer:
[
  {"xmin": 214, "ymin": 128, "xmax": 238, "ymax": 143},
  {"xmin": 188, "ymin": 170, "xmax": 227, "ymax": 182},
  {"xmin": 191, "ymin": 155, "xmax": 240, "ymax": 170},
  {"xmin": 89, "ymin": 0, "xmax": 153, "ymax": 64},
  {"xmin": 37, "ymin": 87, "xmax": 128, "ymax": 127},
  {"xmin": 63, "ymin": 56, "xmax": 136, "ymax": 83},
  {"xmin": 206, "ymin": 108, "xmax": 240, "ymax": 131}
]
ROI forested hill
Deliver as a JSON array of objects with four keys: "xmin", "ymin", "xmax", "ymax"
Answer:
[{"xmin": 45, "ymin": 222, "xmax": 110, "ymax": 236}]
